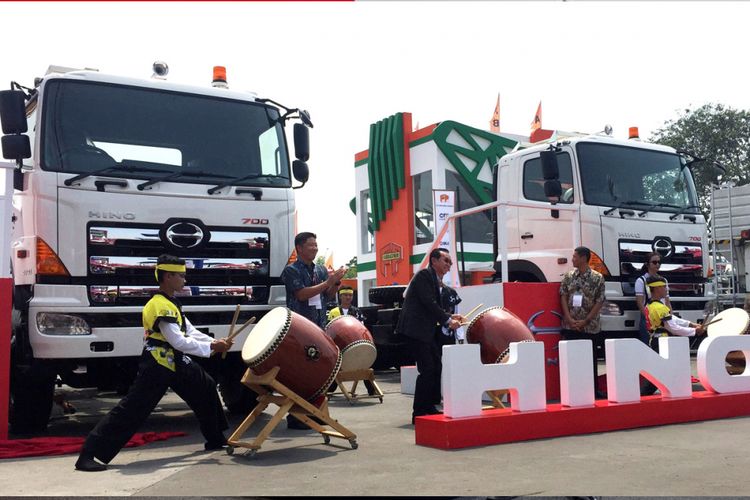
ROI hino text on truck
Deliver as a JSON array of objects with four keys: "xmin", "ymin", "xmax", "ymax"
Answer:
[{"xmin": 0, "ymin": 62, "xmax": 313, "ymax": 432}]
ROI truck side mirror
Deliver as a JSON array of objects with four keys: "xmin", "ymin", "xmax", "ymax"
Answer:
[
  {"xmin": 1, "ymin": 134, "xmax": 31, "ymax": 160},
  {"xmin": 13, "ymin": 167, "xmax": 25, "ymax": 190},
  {"xmin": 293, "ymin": 123, "xmax": 310, "ymax": 162},
  {"xmin": 540, "ymin": 150, "xmax": 559, "ymax": 180},
  {"xmin": 292, "ymin": 159, "xmax": 309, "ymax": 186},
  {"xmin": 544, "ymin": 179, "xmax": 562, "ymax": 199},
  {"xmin": 0, "ymin": 90, "xmax": 28, "ymax": 134}
]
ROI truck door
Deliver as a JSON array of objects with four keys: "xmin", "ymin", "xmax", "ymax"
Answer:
[{"xmin": 515, "ymin": 150, "xmax": 579, "ymax": 282}]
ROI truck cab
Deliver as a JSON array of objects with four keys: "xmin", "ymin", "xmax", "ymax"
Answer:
[
  {"xmin": 498, "ymin": 134, "xmax": 709, "ymax": 335},
  {"xmin": 0, "ymin": 64, "xmax": 311, "ymax": 431}
]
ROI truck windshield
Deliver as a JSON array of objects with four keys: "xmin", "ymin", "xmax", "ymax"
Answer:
[
  {"xmin": 577, "ymin": 142, "xmax": 700, "ymax": 213},
  {"xmin": 41, "ymin": 80, "xmax": 291, "ymax": 187}
]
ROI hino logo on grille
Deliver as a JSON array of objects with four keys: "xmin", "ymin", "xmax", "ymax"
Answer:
[
  {"xmin": 161, "ymin": 219, "xmax": 209, "ymax": 250},
  {"xmin": 652, "ymin": 237, "xmax": 674, "ymax": 257}
]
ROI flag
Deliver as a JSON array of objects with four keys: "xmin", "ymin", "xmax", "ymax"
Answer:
[
  {"xmin": 530, "ymin": 101, "xmax": 542, "ymax": 135},
  {"xmin": 489, "ymin": 93, "xmax": 500, "ymax": 133},
  {"xmin": 324, "ymin": 250, "xmax": 334, "ymax": 270}
]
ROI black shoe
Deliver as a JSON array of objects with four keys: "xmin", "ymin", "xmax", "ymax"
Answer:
[
  {"xmin": 75, "ymin": 454, "xmax": 107, "ymax": 472},
  {"xmin": 204, "ymin": 441, "xmax": 227, "ymax": 451},
  {"xmin": 412, "ymin": 407, "xmax": 442, "ymax": 424}
]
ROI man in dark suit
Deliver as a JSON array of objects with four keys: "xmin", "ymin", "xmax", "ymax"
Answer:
[{"xmin": 396, "ymin": 248, "xmax": 464, "ymax": 424}]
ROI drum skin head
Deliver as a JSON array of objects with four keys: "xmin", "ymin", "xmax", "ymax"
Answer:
[
  {"xmin": 340, "ymin": 341, "xmax": 377, "ymax": 372},
  {"xmin": 242, "ymin": 307, "xmax": 289, "ymax": 364},
  {"xmin": 707, "ymin": 307, "xmax": 750, "ymax": 337}
]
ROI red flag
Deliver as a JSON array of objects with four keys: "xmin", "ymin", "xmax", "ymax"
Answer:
[
  {"xmin": 530, "ymin": 101, "xmax": 542, "ymax": 135},
  {"xmin": 489, "ymin": 94, "xmax": 500, "ymax": 133}
]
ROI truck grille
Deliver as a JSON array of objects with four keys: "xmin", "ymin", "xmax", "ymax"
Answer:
[
  {"xmin": 619, "ymin": 239, "xmax": 704, "ymax": 297},
  {"xmin": 87, "ymin": 221, "xmax": 271, "ymax": 306}
]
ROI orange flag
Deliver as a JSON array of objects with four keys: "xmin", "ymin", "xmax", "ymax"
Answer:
[
  {"xmin": 530, "ymin": 101, "xmax": 542, "ymax": 135},
  {"xmin": 324, "ymin": 251, "xmax": 334, "ymax": 270},
  {"xmin": 489, "ymin": 94, "xmax": 500, "ymax": 133}
]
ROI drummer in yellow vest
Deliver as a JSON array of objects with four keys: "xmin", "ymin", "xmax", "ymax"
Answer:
[
  {"xmin": 642, "ymin": 274, "xmax": 705, "ymax": 395},
  {"xmin": 75, "ymin": 254, "xmax": 234, "ymax": 472},
  {"xmin": 645, "ymin": 274, "xmax": 704, "ymax": 347}
]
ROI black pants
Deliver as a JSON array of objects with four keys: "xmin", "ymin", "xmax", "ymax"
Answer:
[
  {"xmin": 406, "ymin": 335, "xmax": 442, "ymax": 415},
  {"xmin": 81, "ymin": 351, "xmax": 228, "ymax": 464},
  {"xmin": 561, "ymin": 329, "xmax": 604, "ymax": 389}
]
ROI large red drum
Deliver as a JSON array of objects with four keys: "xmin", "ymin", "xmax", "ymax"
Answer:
[
  {"xmin": 325, "ymin": 315, "xmax": 377, "ymax": 372},
  {"xmin": 466, "ymin": 306, "xmax": 535, "ymax": 364},
  {"xmin": 242, "ymin": 307, "xmax": 341, "ymax": 401}
]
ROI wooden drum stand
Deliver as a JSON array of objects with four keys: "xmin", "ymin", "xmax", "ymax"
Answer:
[
  {"xmin": 226, "ymin": 366, "xmax": 358, "ymax": 457},
  {"xmin": 328, "ymin": 368, "xmax": 384, "ymax": 404}
]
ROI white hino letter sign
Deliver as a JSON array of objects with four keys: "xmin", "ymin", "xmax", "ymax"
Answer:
[{"xmin": 441, "ymin": 336, "xmax": 750, "ymax": 418}]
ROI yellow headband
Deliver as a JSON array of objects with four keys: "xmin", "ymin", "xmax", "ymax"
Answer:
[
  {"xmin": 154, "ymin": 263, "xmax": 187, "ymax": 282},
  {"xmin": 338, "ymin": 289, "xmax": 354, "ymax": 296},
  {"xmin": 647, "ymin": 280, "xmax": 666, "ymax": 288}
]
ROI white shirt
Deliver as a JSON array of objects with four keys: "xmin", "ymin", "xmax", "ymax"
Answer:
[{"xmin": 159, "ymin": 317, "xmax": 214, "ymax": 358}]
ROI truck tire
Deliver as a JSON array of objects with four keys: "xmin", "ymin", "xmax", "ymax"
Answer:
[
  {"xmin": 9, "ymin": 360, "xmax": 56, "ymax": 433},
  {"xmin": 217, "ymin": 356, "xmax": 258, "ymax": 414},
  {"xmin": 368, "ymin": 285, "xmax": 407, "ymax": 306}
]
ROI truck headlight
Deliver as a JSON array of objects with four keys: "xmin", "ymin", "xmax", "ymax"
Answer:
[
  {"xmin": 36, "ymin": 313, "xmax": 91, "ymax": 336},
  {"xmin": 600, "ymin": 301, "xmax": 623, "ymax": 316}
]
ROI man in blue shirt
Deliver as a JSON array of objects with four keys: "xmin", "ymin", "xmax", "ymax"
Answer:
[
  {"xmin": 281, "ymin": 232, "xmax": 345, "ymax": 429},
  {"xmin": 281, "ymin": 232, "xmax": 346, "ymax": 328}
]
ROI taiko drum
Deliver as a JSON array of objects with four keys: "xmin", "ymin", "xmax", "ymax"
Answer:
[
  {"xmin": 466, "ymin": 306, "xmax": 535, "ymax": 364},
  {"xmin": 241, "ymin": 307, "xmax": 341, "ymax": 401},
  {"xmin": 325, "ymin": 315, "xmax": 377, "ymax": 372}
]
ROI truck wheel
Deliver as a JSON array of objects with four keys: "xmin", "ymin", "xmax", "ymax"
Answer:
[
  {"xmin": 9, "ymin": 361, "xmax": 56, "ymax": 433},
  {"xmin": 368, "ymin": 285, "xmax": 407, "ymax": 306}
]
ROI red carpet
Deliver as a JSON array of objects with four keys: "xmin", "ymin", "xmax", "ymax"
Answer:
[{"xmin": 0, "ymin": 431, "xmax": 187, "ymax": 459}]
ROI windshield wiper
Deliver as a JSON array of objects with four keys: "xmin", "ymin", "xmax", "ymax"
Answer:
[
  {"xmin": 64, "ymin": 163, "xmax": 173, "ymax": 186},
  {"xmin": 669, "ymin": 204, "xmax": 702, "ymax": 220},
  {"xmin": 633, "ymin": 201, "xmax": 681, "ymax": 217},
  {"xmin": 137, "ymin": 170, "xmax": 234, "ymax": 191},
  {"xmin": 207, "ymin": 173, "xmax": 286, "ymax": 195}
]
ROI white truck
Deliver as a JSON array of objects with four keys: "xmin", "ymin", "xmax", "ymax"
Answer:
[
  {"xmin": 0, "ymin": 63, "xmax": 312, "ymax": 431},
  {"xmin": 490, "ymin": 133, "xmax": 711, "ymax": 336}
]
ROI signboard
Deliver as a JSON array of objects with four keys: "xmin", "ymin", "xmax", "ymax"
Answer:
[{"xmin": 433, "ymin": 190, "xmax": 458, "ymax": 286}]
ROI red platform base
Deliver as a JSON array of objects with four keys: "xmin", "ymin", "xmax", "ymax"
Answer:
[{"xmin": 416, "ymin": 391, "xmax": 750, "ymax": 449}]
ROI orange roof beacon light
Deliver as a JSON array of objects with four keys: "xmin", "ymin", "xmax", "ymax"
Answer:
[
  {"xmin": 628, "ymin": 126, "xmax": 640, "ymax": 140},
  {"xmin": 212, "ymin": 66, "xmax": 228, "ymax": 89}
]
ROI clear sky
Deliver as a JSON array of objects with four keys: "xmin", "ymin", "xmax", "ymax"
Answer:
[{"xmin": 3, "ymin": 1, "xmax": 750, "ymax": 266}]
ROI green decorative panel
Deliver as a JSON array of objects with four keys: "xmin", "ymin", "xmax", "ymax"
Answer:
[
  {"xmin": 367, "ymin": 113, "xmax": 405, "ymax": 230},
  {"xmin": 432, "ymin": 121, "xmax": 518, "ymax": 204}
]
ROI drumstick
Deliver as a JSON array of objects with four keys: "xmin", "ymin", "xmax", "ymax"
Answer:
[
  {"xmin": 227, "ymin": 316, "xmax": 256, "ymax": 341},
  {"xmin": 227, "ymin": 304, "xmax": 241, "ymax": 339},
  {"xmin": 219, "ymin": 305, "xmax": 242, "ymax": 359},
  {"xmin": 464, "ymin": 303, "xmax": 484, "ymax": 321},
  {"xmin": 221, "ymin": 316, "xmax": 256, "ymax": 359},
  {"xmin": 702, "ymin": 317, "xmax": 723, "ymax": 329}
]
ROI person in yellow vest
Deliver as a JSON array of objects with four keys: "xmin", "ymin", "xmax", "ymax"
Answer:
[
  {"xmin": 642, "ymin": 274, "xmax": 705, "ymax": 396},
  {"xmin": 326, "ymin": 286, "xmax": 364, "ymax": 323},
  {"xmin": 75, "ymin": 254, "xmax": 233, "ymax": 472}
]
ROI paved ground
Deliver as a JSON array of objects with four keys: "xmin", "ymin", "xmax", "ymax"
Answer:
[{"xmin": 3, "ymin": 368, "xmax": 750, "ymax": 497}]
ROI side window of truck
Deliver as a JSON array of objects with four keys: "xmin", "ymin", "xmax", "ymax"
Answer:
[{"xmin": 523, "ymin": 153, "xmax": 574, "ymax": 203}]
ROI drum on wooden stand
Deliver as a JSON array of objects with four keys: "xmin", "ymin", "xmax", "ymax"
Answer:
[
  {"xmin": 241, "ymin": 307, "xmax": 342, "ymax": 401},
  {"xmin": 706, "ymin": 307, "xmax": 750, "ymax": 372},
  {"xmin": 325, "ymin": 315, "xmax": 377, "ymax": 372},
  {"xmin": 466, "ymin": 306, "xmax": 535, "ymax": 364}
]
